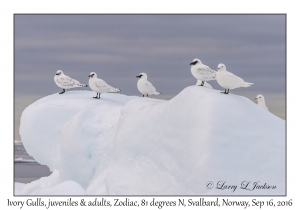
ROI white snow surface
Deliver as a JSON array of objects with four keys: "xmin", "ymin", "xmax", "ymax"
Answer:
[
  {"xmin": 19, "ymin": 87, "xmax": 285, "ymax": 195},
  {"xmin": 36, "ymin": 180, "xmax": 87, "ymax": 195},
  {"xmin": 14, "ymin": 183, "xmax": 26, "ymax": 195}
]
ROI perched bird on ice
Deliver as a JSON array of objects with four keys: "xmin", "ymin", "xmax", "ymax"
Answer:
[
  {"xmin": 54, "ymin": 70, "xmax": 88, "ymax": 94},
  {"xmin": 254, "ymin": 94, "xmax": 268, "ymax": 111},
  {"xmin": 216, "ymin": 63, "xmax": 253, "ymax": 94},
  {"xmin": 88, "ymin": 72, "xmax": 121, "ymax": 99},
  {"xmin": 136, "ymin": 73, "xmax": 160, "ymax": 97},
  {"xmin": 190, "ymin": 58, "xmax": 216, "ymax": 86}
]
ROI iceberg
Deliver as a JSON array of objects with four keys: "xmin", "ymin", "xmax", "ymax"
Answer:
[{"xmin": 19, "ymin": 87, "xmax": 285, "ymax": 195}]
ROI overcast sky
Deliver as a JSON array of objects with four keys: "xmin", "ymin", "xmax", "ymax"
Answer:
[{"xmin": 14, "ymin": 14, "xmax": 286, "ymax": 139}]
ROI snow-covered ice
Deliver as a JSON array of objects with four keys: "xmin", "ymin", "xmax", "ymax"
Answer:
[
  {"xmin": 14, "ymin": 183, "xmax": 26, "ymax": 195},
  {"xmin": 17, "ymin": 170, "xmax": 86, "ymax": 195},
  {"xmin": 35, "ymin": 180, "xmax": 87, "ymax": 195},
  {"xmin": 19, "ymin": 87, "xmax": 285, "ymax": 195}
]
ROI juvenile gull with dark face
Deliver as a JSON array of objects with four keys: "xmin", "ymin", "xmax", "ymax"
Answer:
[
  {"xmin": 54, "ymin": 70, "xmax": 88, "ymax": 94},
  {"xmin": 88, "ymin": 72, "xmax": 121, "ymax": 99},
  {"xmin": 190, "ymin": 58, "xmax": 216, "ymax": 86},
  {"xmin": 136, "ymin": 73, "xmax": 160, "ymax": 97}
]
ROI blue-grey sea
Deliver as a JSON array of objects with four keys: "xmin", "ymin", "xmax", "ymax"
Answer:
[{"xmin": 14, "ymin": 141, "xmax": 51, "ymax": 183}]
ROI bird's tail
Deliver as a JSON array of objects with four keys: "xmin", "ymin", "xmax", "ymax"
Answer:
[
  {"xmin": 113, "ymin": 88, "xmax": 121, "ymax": 92},
  {"xmin": 153, "ymin": 91, "xmax": 161, "ymax": 95},
  {"xmin": 242, "ymin": 82, "xmax": 253, "ymax": 87},
  {"xmin": 77, "ymin": 84, "xmax": 88, "ymax": 87}
]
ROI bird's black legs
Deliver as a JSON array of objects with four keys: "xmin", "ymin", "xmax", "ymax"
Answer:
[
  {"xmin": 59, "ymin": 89, "xmax": 65, "ymax": 94},
  {"xmin": 93, "ymin": 93, "xmax": 100, "ymax": 99},
  {"xmin": 147, "ymin": 94, "xmax": 148, "ymax": 97},
  {"xmin": 197, "ymin": 81, "xmax": 205, "ymax": 86},
  {"xmin": 221, "ymin": 89, "xmax": 230, "ymax": 94},
  {"xmin": 143, "ymin": 95, "xmax": 144, "ymax": 97}
]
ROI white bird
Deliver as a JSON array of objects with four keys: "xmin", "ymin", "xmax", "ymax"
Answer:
[
  {"xmin": 54, "ymin": 70, "xmax": 88, "ymax": 94},
  {"xmin": 136, "ymin": 73, "xmax": 160, "ymax": 97},
  {"xmin": 254, "ymin": 94, "xmax": 268, "ymax": 111},
  {"xmin": 216, "ymin": 63, "xmax": 253, "ymax": 94},
  {"xmin": 88, "ymin": 72, "xmax": 120, "ymax": 99},
  {"xmin": 195, "ymin": 80, "xmax": 213, "ymax": 89},
  {"xmin": 190, "ymin": 58, "xmax": 216, "ymax": 86}
]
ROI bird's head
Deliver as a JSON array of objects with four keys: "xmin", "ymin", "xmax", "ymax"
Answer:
[
  {"xmin": 254, "ymin": 94, "xmax": 265, "ymax": 102},
  {"xmin": 217, "ymin": 63, "xmax": 226, "ymax": 71},
  {"xmin": 136, "ymin": 73, "xmax": 147, "ymax": 80},
  {"xmin": 190, "ymin": 58, "xmax": 201, "ymax": 65},
  {"xmin": 88, "ymin": 72, "xmax": 97, "ymax": 78},
  {"xmin": 55, "ymin": 70, "xmax": 63, "ymax": 76}
]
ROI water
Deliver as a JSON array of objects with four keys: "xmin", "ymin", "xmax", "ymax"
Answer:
[{"xmin": 14, "ymin": 141, "xmax": 51, "ymax": 183}]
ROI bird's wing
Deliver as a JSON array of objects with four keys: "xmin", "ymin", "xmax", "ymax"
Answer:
[
  {"xmin": 145, "ymin": 81, "xmax": 158, "ymax": 93},
  {"xmin": 95, "ymin": 79, "xmax": 117, "ymax": 91},
  {"xmin": 224, "ymin": 71, "xmax": 245, "ymax": 83},
  {"xmin": 196, "ymin": 65, "xmax": 216, "ymax": 78},
  {"xmin": 57, "ymin": 75, "xmax": 78, "ymax": 86}
]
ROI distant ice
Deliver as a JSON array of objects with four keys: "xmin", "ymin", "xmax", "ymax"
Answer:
[{"xmin": 14, "ymin": 158, "xmax": 36, "ymax": 163}]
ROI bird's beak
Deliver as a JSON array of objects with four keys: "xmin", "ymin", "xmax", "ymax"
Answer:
[
  {"xmin": 190, "ymin": 61, "xmax": 197, "ymax": 65},
  {"xmin": 136, "ymin": 75, "xmax": 141, "ymax": 78},
  {"xmin": 254, "ymin": 97, "xmax": 258, "ymax": 100},
  {"xmin": 56, "ymin": 73, "xmax": 60, "ymax": 75},
  {"xmin": 88, "ymin": 75, "xmax": 91, "ymax": 77}
]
